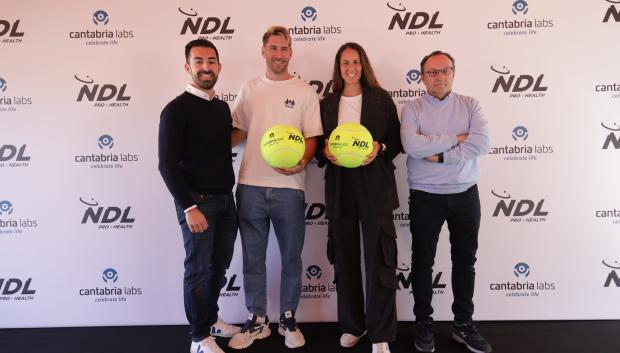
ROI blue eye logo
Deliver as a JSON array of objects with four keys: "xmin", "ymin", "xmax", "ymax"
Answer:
[
  {"xmin": 0, "ymin": 77, "xmax": 7, "ymax": 92},
  {"xmin": 512, "ymin": 126, "xmax": 528, "ymax": 141},
  {"xmin": 512, "ymin": 0, "xmax": 528, "ymax": 15},
  {"xmin": 406, "ymin": 69, "xmax": 422, "ymax": 84},
  {"xmin": 102, "ymin": 268, "xmax": 118, "ymax": 283},
  {"xmin": 305, "ymin": 265, "xmax": 322, "ymax": 279},
  {"xmin": 301, "ymin": 6, "xmax": 317, "ymax": 22},
  {"xmin": 98, "ymin": 134, "xmax": 114, "ymax": 149},
  {"xmin": 0, "ymin": 200, "xmax": 13, "ymax": 215},
  {"xmin": 513, "ymin": 262, "xmax": 530, "ymax": 277},
  {"xmin": 93, "ymin": 10, "xmax": 109, "ymax": 25}
]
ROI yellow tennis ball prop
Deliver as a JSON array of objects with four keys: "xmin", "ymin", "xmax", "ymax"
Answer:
[
  {"xmin": 328, "ymin": 123, "xmax": 374, "ymax": 168},
  {"xmin": 260, "ymin": 124, "xmax": 305, "ymax": 168}
]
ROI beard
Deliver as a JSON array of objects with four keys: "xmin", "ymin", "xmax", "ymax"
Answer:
[{"xmin": 192, "ymin": 70, "xmax": 218, "ymax": 90}]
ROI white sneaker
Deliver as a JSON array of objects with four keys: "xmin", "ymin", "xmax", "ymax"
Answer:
[
  {"xmin": 277, "ymin": 310, "xmax": 305, "ymax": 348},
  {"xmin": 210, "ymin": 318, "xmax": 241, "ymax": 338},
  {"xmin": 340, "ymin": 331, "xmax": 367, "ymax": 347},
  {"xmin": 228, "ymin": 314, "xmax": 271, "ymax": 350},
  {"xmin": 372, "ymin": 342, "xmax": 391, "ymax": 353},
  {"xmin": 190, "ymin": 337, "xmax": 224, "ymax": 353}
]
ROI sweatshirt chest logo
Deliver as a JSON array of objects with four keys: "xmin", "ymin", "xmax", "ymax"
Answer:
[{"xmin": 284, "ymin": 98, "xmax": 295, "ymax": 108}]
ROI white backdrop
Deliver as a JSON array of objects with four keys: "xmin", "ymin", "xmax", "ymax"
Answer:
[{"xmin": 2, "ymin": 0, "xmax": 620, "ymax": 328}]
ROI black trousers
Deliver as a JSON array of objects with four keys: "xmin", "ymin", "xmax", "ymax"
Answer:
[
  {"xmin": 328, "ymin": 168, "xmax": 398, "ymax": 343},
  {"xmin": 409, "ymin": 185, "xmax": 480, "ymax": 323}
]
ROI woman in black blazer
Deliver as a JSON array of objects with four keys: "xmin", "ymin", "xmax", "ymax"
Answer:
[{"xmin": 317, "ymin": 42, "xmax": 402, "ymax": 353}]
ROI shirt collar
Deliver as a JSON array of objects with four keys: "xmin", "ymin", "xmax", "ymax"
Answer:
[
  {"xmin": 424, "ymin": 91, "xmax": 454, "ymax": 104},
  {"xmin": 185, "ymin": 84, "xmax": 215, "ymax": 101}
]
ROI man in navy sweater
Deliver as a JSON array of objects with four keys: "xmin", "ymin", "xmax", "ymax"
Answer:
[{"xmin": 158, "ymin": 39, "xmax": 240, "ymax": 353}]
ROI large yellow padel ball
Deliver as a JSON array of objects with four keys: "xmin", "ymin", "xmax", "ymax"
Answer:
[
  {"xmin": 328, "ymin": 123, "xmax": 374, "ymax": 168},
  {"xmin": 260, "ymin": 124, "xmax": 305, "ymax": 168}
]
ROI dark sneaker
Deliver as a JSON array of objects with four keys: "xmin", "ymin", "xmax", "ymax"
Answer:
[
  {"xmin": 278, "ymin": 310, "xmax": 305, "ymax": 348},
  {"xmin": 228, "ymin": 314, "xmax": 271, "ymax": 350},
  {"xmin": 452, "ymin": 322, "xmax": 493, "ymax": 353},
  {"xmin": 414, "ymin": 319, "xmax": 435, "ymax": 352}
]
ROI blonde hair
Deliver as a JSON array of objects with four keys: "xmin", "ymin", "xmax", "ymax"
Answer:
[{"xmin": 262, "ymin": 25, "xmax": 292, "ymax": 47}]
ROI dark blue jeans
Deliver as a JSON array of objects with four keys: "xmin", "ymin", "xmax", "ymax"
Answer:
[
  {"xmin": 175, "ymin": 193, "xmax": 238, "ymax": 342},
  {"xmin": 409, "ymin": 185, "xmax": 480, "ymax": 323}
]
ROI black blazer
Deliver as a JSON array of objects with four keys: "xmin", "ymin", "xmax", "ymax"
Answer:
[{"xmin": 317, "ymin": 86, "xmax": 402, "ymax": 220}]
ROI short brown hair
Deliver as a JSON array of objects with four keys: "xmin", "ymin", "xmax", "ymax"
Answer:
[
  {"xmin": 420, "ymin": 50, "xmax": 455, "ymax": 72},
  {"xmin": 262, "ymin": 25, "xmax": 292, "ymax": 47}
]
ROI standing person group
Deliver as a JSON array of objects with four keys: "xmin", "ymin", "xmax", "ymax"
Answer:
[{"xmin": 159, "ymin": 26, "xmax": 492, "ymax": 353}]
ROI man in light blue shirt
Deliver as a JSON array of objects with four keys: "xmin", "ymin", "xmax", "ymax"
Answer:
[{"xmin": 400, "ymin": 50, "xmax": 492, "ymax": 353}]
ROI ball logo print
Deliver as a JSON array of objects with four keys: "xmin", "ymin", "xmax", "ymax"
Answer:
[
  {"xmin": 260, "ymin": 125, "xmax": 305, "ymax": 168},
  {"xmin": 512, "ymin": 126, "xmax": 529, "ymax": 141},
  {"xmin": 0, "ymin": 200, "xmax": 13, "ymax": 215},
  {"xmin": 328, "ymin": 123, "xmax": 373, "ymax": 168},
  {"xmin": 102, "ymin": 268, "xmax": 118, "ymax": 283},
  {"xmin": 0, "ymin": 77, "xmax": 6, "ymax": 92},
  {"xmin": 98, "ymin": 135, "xmax": 114, "ymax": 149},
  {"xmin": 512, "ymin": 0, "xmax": 529, "ymax": 15},
  {"xmin": 301, "ymin": 6, "xmax": 317, "ymax": 21},
  {"xmin": 305, "ymin": 265, "xmax": 322, "ymax": 279},
  {"xmin": 93, "ymin": 10, "xmax": 110, "ymax": 25},
  {"xmin": 405, "ymin": 69, "xmax": 422, "ymax": 84},
  {"xmin": 514, "ymin": 262, "xmax": 530, "ymax": 277}
]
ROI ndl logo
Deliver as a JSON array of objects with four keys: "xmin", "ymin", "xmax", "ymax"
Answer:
[
  {"xmin": 80, "ymin": 197, "xmax": 135, "ymax": 230},
  {"xmin": 603, "ymin": 260, "xmax": 620, "ymax": 287},
  {"xmin": 293, "ymin": 72, "xmax": 332, "ymax": 98},
  {"xmin": 491, "ymin": 190, "xmax": 549, "ymax": 223},
  {"xmin": 491, "ymin": 65, "xmax": 548, "ymax": 99},
  {"xmin": 396, "ymin": 263, "xmax": 447, "ymax": 295},
  {"xmin": 0, "ymin": 19, "xmax": 25, "ymax": 44},
  {"xmin": 0, "ymin": 144, "xmax": 31, "ymax": 168},
  {"xmin": 304, "ymin": 201, "xmax": 327, "ymax": 226},
  {"xmin": 386, "ymin": 1, "xmax": 443, "ymax": 36},
  {"xmin": 603, "ymin": 0, "xmax": 620, "ymax": 23},
  {"xmin": 0, "ymin": 278, "xmax": 36, "ymax": 302},
  {"xmin": 220, "ymin": 274, "xmax": 241, "ymax": 297},
  {"xmin": 601, "ymin": 122, "xmax": 620, "ymax": 150},
  {"xmin": 75, "ymin": 74, "xmax": 131, "ymax": 107},
  {"xmin": 178, "ymin": 7, "xmax": 234, "ymax": 40}
]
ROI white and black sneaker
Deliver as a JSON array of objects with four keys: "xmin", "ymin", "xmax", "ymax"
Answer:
[
  {"xmin": 278, "ymin": 310, "xmax": 305, "ymax": 348},
  {"xmin": 228, "ymin": 314, "xmax": 271, "ymax": 350},
  {"xmin": 190, "ymin": 337, "xmax": 224, "ymax": 353},
  {"xmin": 210, "ymin": 317, "xmax": 241, "ymax": 338}
]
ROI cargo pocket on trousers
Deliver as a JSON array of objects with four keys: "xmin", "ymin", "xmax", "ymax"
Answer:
[{"xmin": 378, "ymin": 220, "xmax": 399, "ymax": 289}]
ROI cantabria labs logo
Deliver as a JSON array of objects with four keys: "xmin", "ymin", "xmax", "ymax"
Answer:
[{"xmin": 68, "ymin": 10, "xmax": 134, "ymax": 46}]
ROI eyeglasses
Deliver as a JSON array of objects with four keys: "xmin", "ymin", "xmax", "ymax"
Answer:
[{"xmin": 424, "ymin": 67, "xmax": 454, "ymax": 78}]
